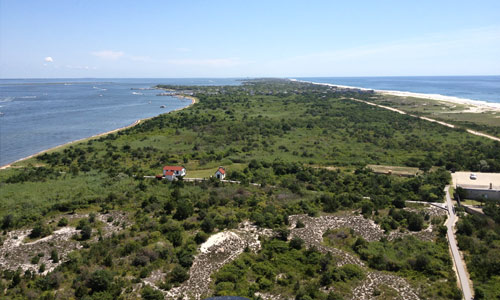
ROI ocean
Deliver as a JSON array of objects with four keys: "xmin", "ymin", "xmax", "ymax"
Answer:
[
  {"xmin": 1, "ymin": 76, "xmax": 499, "ymax": 166},
  {"xmin": 297, "ymin": 76, "xmax": 500, "ymax": 104},
  {"xmin": 0, "ymin": 78, "xmax": 241, "ymax": 166}
]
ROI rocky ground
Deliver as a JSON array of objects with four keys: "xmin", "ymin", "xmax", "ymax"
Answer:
[
  {"xmin": 142, "ymin": 206, "xmax": 440, "ymax": 299},
  {"xmin": 1, "ymin": 205, "xmax": 440, "ymax": 299},
  {"xmin": 0, "ymin": 211, "xmax": 129, "ymax": 275},
  {"xmin": 144, "ymin": 221, "xmax": 273, "ymax": 299},
  {"xmin": 351, "ymin": 271, "xmax": 420, "ymax": 300}
]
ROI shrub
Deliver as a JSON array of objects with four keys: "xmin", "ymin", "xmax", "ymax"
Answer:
[
  {"xmin": 80, "ymin": 225, "xmax": 92, "ymax": 240},
  {"xmin": 57, "ymin": 217, "xmax": 68, "ymax": 227},
  {"xmin": 50, "ymin": 249, "xmax": 59, "ymax": 263},
  {"xmin": 290, "ymin": 237, "xmax": 304, "ymax": 250},
  {"xmin": 141, "ymin": 286, "xmax": 164, "ymax": 300},
  {"xmin": 194, "ymin": 232, "xmax": 208, "ymax": 244},
  {"xmin": 408, "ymin": 213, "xmax": 424, "ymax": 231},
  {"xmin": 169, "ymin": 265, "xmax": 189, "ymax": 284},
  {"xmin": 30, "ymin": 222, "xmax": 52, "ymax": 239},
  {"xmin": 87, "ymin": 269, "xmax": 113, "ymax": 293}
]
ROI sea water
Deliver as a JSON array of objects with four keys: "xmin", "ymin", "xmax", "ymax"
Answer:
[
  {"xmin": 0, "ymin": 78, "xmax": 241, "ymax": 166},
  {"xmin": 298, "ymin": 76, "xmax": 500, "ymax": 104}
]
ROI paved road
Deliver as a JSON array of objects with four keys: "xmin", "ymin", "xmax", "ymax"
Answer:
[{"xmin": 445, "ymin": 185, "xmax": 473, "ymax": 300}]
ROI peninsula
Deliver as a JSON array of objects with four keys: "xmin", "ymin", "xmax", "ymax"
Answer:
[{"xmin": 1, "ymin": 79, "xmax": 499, "ymax": 300}]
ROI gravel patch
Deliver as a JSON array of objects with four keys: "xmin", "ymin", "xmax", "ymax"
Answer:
[
  {"xmin": 0, "ymin": 211, "xmax": 129, "ymax": 274},
  {"xmin": 144, "ymin": 221, "xmax": 273, "ymax": 300}
]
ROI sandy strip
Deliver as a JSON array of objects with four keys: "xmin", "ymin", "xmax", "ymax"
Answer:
[
  {"xmin": 350, "ymin": 98, "xmax": 500, "ymax": 142},
  {"xmin": 292, "ymin": 79, "xmax": 500, "ymax": 141},
  {"xmin": 0, "ymin": 95, "xmax": 197, "ymax": 170},
  {"xmin": 292, "ymin": 79, "xmax": 500, "ymax": 112}
]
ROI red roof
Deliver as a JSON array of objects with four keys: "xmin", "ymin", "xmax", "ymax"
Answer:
[
  {"xmin": 164, "ymin": 171, "xmax": 174, "ymax": 176},
  {"xmin": 217, "ymin": 167, "xmax": 225, "ymax": 174},
  {"xmin": 163, "ymin": 166, "xmax": 185, "ymax": 171}
]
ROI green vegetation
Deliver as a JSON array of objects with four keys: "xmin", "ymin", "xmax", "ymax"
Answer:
[
  {"xmin": 212, "ymin": 237, "xmax": 363, "ymax": 299},
  {"xmin": 322, "ymin": 229, "xmax": 461, "ymax": 299},
  {"xmin": 0, "ymin": 79, "xmax": 499, "ymax": 299},
  {"xmin": 456, "ymin": 203, "xmax": 500, "ymax": 299},
  {"xmin": 370, "ymin": 94, "xmax": 500, "ymax": 137}
]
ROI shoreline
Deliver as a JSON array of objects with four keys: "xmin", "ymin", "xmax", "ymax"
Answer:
[
  {"xmin": 0, "ymin": 95, "xmax": 197, "ymax": 170},
  {"xmin": 292, "ymin": 79, "xmax": 500, "ymax": 142},
  {"xmin": 291, "ymin": 78, "xmax": 500, "ymax": 112}
]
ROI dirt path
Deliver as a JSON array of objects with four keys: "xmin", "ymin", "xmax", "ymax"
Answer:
[{"xmin": 350, "ymin": 98, "xmax": 500, "ymax": 142}]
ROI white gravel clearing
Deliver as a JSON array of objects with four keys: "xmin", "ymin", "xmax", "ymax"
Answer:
[{"xmin": 200, "ymin": 231, "xmax": 240, "ymax": 253}]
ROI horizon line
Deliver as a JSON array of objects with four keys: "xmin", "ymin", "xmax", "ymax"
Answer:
[{"xmin": 1, "ymin": 74, "xmax": 500, "ymax": 80}]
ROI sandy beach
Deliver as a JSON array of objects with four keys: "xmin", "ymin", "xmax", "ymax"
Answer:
[
  {"xmin": 293, "ymin": 79, "xmax": 500, "ymax": 113},
  {"xmin": 0, "ymin": 95, "xmax": 197, "ymax": 170},
  {"xmin": 291, "ymin": 79, "xmax": 500, "ymax": 142}
]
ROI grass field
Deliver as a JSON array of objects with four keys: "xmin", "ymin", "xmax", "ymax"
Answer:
[
  {"xmin": 184, "ymin": 163, "xmax": 246, "ymax": 179},
  {"xmin": 367, "ymin": 164, "xmax": 420, "ymax": 176}
]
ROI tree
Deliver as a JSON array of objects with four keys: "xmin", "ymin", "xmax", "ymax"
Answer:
[
  {"xmin": 173, "ymin": 201, "xmax": 193, "ymax": 220},
  {"xmin": 290, "ymin": 237, "xmax": 304, "ymax": 250},
  {"xmin": 39, "ymin": 263, "xmax": 46, "ymax": 273},
  {"xmin": 393, "ymin": 197, "xmax": 405, "ymax": 209},
  {"xmin": 30, "ymin": 222, "xmax": 52, "ymax": 239},
  {"xmin": 321, "ymin": 194, "xmax": 339, "ymax": 213},
  {"xmin": 408, "ymin": 213, "xmax": 424, "ymax": 231},
  {"xmin": 201, "ymin": 217, "xmax": 215, "ymax": 233},
  {"xmin": 87, "ymin": 270, "xmax": 113, "ymax": 293},
  {"xmin": 455, "ymin": 186, "xmax": 466, "ymax": 200},
  {"xmin": 80, "ymin": 225, "xmax": 92, "ymax": 240},
  {"xmin": 414, "ymin": 254, "xmax": 430, "ymax": 272},
  {"xmin": 50, "ymin": 249, "xmax": 59, "ymax": 263},
  {"xmin": 57, "ymin": 217, "xmax": 68, "ymax": 227},
  {"xmin": 361, "ymin": 200, "xmax": 373, "ymax": 216},
  {"xmin": 194, "ymin": 232, "xmax": 208, "ymax": 244},
  {"xmin": 169, "ymin": 265, "xmax": 189, "ymax": 284},
  {"xmin": 276, "ymin": 228, "xmax": 289, "ymax": 241},
  {"xmin": 2, "ymin": 214, "xmax": 14, "ymax": 229}
]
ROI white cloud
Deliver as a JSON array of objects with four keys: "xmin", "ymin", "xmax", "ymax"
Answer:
[
  {"xmin": 91, "ymin": 50, "xmax": 125, "ymax": 60},
  {"xmin": 44, "ymin": 57, "xmax": 53, "ymax": 62},
  {"xmin": 65, "ymin": 65, "xmax": 96, "ymax": 70}
]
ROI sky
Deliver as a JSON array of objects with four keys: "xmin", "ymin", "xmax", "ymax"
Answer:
[{"xmin": 1, "ymin": 0, "xmax": 500, "ymax": 78}]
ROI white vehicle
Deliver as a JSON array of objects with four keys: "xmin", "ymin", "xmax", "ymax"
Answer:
[{"xmin": 470, "ymin": 173, "xmax": 477, "ymax": 180}]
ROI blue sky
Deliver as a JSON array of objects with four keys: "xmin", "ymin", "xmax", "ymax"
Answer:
[{"xmin": 1, "ymin": 0, "xmax": 500, "ymax": 78}]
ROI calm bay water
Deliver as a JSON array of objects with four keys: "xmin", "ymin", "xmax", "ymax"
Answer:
[
  {"xmin": 298, "ymin": 76, "xmax": 500, "ymax": 104},
  {"xmin": 0, "ymin": 78, "xmax": 241, "ymax": 166}
]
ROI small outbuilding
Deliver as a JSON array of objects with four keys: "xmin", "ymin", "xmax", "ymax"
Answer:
[
  {"xmin": 215, "ymin": 167, "xmax": 226, "ymax": 180},
  {"xmin": 164, "ymin": 171, "xmax": 176, "ymax": 181}
]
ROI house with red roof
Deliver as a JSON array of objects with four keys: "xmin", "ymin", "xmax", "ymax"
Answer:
[
  {"xmin": 163, "ymin": 166, "xmax": 186, "ymax": 179},
  {"xmin": 215, "ymin": 166, "xmax": 226, "ymax": 180}
]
